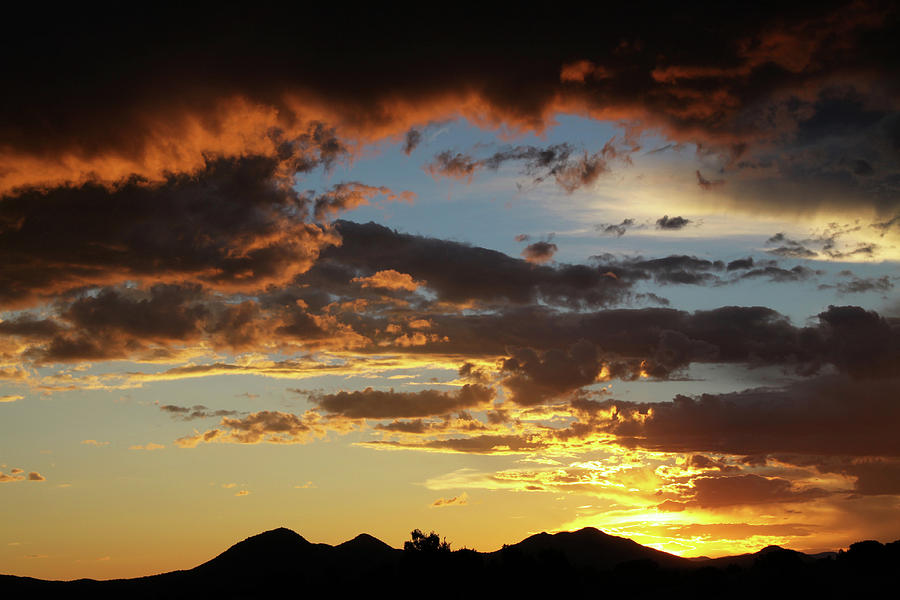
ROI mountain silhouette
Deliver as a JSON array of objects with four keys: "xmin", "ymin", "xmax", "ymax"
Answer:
[
  {"xmin": 191, "ymin": 527, "xmax": 321, "ymax": 576},
  {"xmin": 1, "ymin": 527, "xmax": 898, "ymax": 599},
  {"xmin": 498, "ymin": 526, "xmax": 690, "ymax": 569},
  {"xmin": 335, "ymin": 532, "xmax": 399, "ymax": 558}
]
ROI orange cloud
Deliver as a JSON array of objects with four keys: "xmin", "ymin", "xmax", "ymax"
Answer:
[
  {"xmin": 129, "ymin": 443, "xmax": 164, "ymax": 451},
  {"xmin": 431, "ymin": 492, "xmax": 469, "ymax": 508},
  {"xmin": 352, "ymin": 270, "xmax": 424, "ymax": 292}
]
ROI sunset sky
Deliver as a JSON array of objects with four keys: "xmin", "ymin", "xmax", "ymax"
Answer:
[{"xmin": 2, "ymin": 2, "xmax": 899, "ymax": 580}]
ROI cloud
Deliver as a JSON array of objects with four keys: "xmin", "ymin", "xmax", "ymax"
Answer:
[
  {"xmin": 234, "ymin": 490, "xmax": 251, "ymax": 497},
  {"xmin": 430, "ymin": 492, "xmax": 469, "ymax": 508},
  {"xmin": 319, "ymin": 220, "xmax": 633, "ymax": 308},
  {"xmin": 364, "ymin": 434, "xmax": 547, "ymax": 454},
  {"xmin": 2, "ymin": 469, "xmax": 46, "ymax": 482},
  {"xmin": 502, "ymin": 340, "xmax": 604, "ymax": 406},
  {"xmin": 695, "ymin": 171, "xmax": 725, "ymax": 190},
  {"xmin": 175, "ymin": 410, "xmax": 334, "ymax": 447},
  {"xmin": 425, "ymin": 143, "xmax": 617, "ymax": 193},
  {"xmin": 129, "ymin": 443, "xmax": 165, "ymax": 451},
  {"xmin": 311, "ymin": 182, "xmax": 414, "ymax": 222},
  {"xmin": 596, "ymin": 219, "xmax": 639, "ymax": 237},
  {"xmin": 582, "ymin": 374, "xmax": 900, "ymax": 456},
  {"xmin": 736, "ymin": 265, "xmax": 817, "ymax": 283},
  {"xmin": 827, "ymin": 275, "xmax": 894, "ymax": 295},
  {"xmin": 871, "ymin": 213, "xmax": 900, "ymax": 236},
  {"xmin": 12, "ymin": 292, "xmax": 897, "ymax": 393},
  {"xmin": 0, "ymin": 395, "xmax": 23, "ymax": 403},
  {"xmin": 521, "ymin": 241, "xmax": 558, "ymax": 264},
  {"xmin": 351, "ymin": 269, "xmax": 424, "ymax": 292},
  {"xmin": 402, "ymin": 128, "xmax": 423, "ymax": 155},
  {"xmin": 656, "ymin": 215, "xmax": 692, "ymax": 230},
  {"xmin": 560, "ymin": 60, "xmax": 612, "ymax": 83},
  {"xmin": 314, "ymin": 384, "xmax": 494, "ymax": 419},
  {"xmin": 159, "ymin": 405, "xmax": 239, "ymax": 421},
  {"xmin": 0, "ymin": 156, "xmax": 341, "ymax": 309},
  {"xmin": 81, "ymin": 439, "xmax": 110, "ymax": 446},
  {"xmin": 3, "ymin": 4, "xmax": 898, "ymax": 217},
  {"xmin": 674, "ymin": 474, "xmax": 828, "ymax": 508},
  {"xmin": 594, "ymin": 254, "xmax": 722, "ymax": 285},
  {"xmin": 765, "ymin": 233, "xmax": 819, "ymax": 258},
  {"xmin": 726, "ymin": 257, "xmax": 756, "ymax": 271}
]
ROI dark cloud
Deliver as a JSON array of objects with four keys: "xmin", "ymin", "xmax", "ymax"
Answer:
[
  {"xmin": 375, "ymin": 420, "xmax": 430, "ymax": 434},
  {"xmin": 596, "ymin": 219, "xmax": 638, "ymax": 237},
  {"xmin": 313, "ymin": 384, "xmax": 494, "ymax": 419},
  {"xmin": 0, "ymin": 317, "xmax": 60, "ymax": 337},
  {"xmin": 364, "ymin": 434, "xmax": 547, "ymax": 454},
  {"xmin": 376, "ymin": 418, "xmax": 487, "ymax": 435},
  {"xmin": 458, "ymin": 362, "xmax": 491, "ymax": 384},
  {"xmin": 425, "ymin": 143, "xmax": 614, "ymax": 193},
  {"xmin": 3, "ymin": 4, "xmax": 898, "ymax": 216},
  {"xmin": 64, "ymin": 285, "xmax": 208, "ymax": 341},
  {"xmin": 765, "ymin": 233, "xmax": 819, "ymax": 258},
  {"xmin": 317, "ymin": 220, "xmax": 633, "ymax": 308},
  {"xmin": 736, "ymin": 265, "xmax": 817, "ymax": 283},
  {"xmin": 502, "ymin": 341, "xmax": 604, "ymax": 406},
  {"xmin": 311, "ymin": 183, "xmax": 414, "ymax": 222},
  {"xmin": 521, "ymin": 241, "xmax": 558, "ymax": 264},
  {"xmin": 425, "ymin": 144, "xmax": 573, "ymax": 181},
  {"xmin": 688, "ymin": 454, "xmax": 740, "ymax": 472},
  {"xmin": 402, "ymin": 128, "xmax": 423, "ymax": 155},
  {"xmin": 0, "ymin": 155, "xmax": 339, "ymax": 308},
  {"xmin": 175, "ymin": 410, "xmax": 327, "ymax": 446},
  {"xmin": 765, "ymin": 225, "xmax": 881, "ymax": 260},
  {"xmin": 852, "ymin": 159, "xmax": 875, "ymax": 176},
  {"xmin": 594, "ymin": 254, "xmax": 723, "ymax": 285},
  {"xmin": 824, "ymin": 275, "xmax": 894, "ymax": 294},
  {"xmin": 814, "ymin": 305, "xmax": 900, "ymax": 378},
  {"xmin": 581, "ymin": 375, "xmax": 900, "ymax": 456},
  {"xmin": 771, "ymin": 455, "xmax": 900, "ymax": 496},
  {"xmin": 160, "ymin": 404, "xmax": 239, "ymax": 421},
  {"xmin": 17, "ymin": 285, "xmax": 275, "ymax": 363},
  {"xmin": 726, "ymin": 257, "xmax": 756, "ymax": 270},
  {"xmin": 656, "ymin": 215, "xmax": 692, "ymax": 230},
  {"xmin": 688, "ymin": 474, "xmax": 827, "ymax": 507},
  {"xmin": 871, "ymin": 213, "xmax": 900, "ymax": 236},
  {"xmin": 696, "ymin": 171, "xmax": 725, "ymax": 190},
  {"xmin": 364, "ymin": 303, "xmax": 900, "ymax": 381}
]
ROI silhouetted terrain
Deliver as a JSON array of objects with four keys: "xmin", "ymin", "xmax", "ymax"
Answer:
[{"xmin": 2, "ymin": 527, "xmax": 898, "ymax": 599}]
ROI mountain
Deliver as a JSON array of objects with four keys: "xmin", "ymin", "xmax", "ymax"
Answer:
[
  {"xmin": 335, "ymin": 532, "xmax": 399, "ymax": 558},
  {"xmin": 2, "ymin": 527, "xmax": 898, "ymax": 599},
  {"xmin": 495, "ymin": 526, "xmax": 691, "ymax": 570},
  {"xmin": 193, "ymin": 527, "xmax": 319, "ymax": 573},
  {"xmin": 691, "ymin": 544, "xmax": 837, "ymax": 569}
]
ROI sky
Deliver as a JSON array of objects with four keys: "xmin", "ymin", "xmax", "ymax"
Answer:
[{"xmin": 1, "ymin": 2, "xmax": 900, "ymax": 580}]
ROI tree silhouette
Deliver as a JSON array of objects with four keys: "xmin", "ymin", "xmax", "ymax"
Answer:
[{"xmin": 404, "ymin": 529, "xmax": 451, "ymax": 553}]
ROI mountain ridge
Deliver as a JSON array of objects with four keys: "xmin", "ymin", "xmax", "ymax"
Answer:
[{"xmin": 2, "ymin": 527, "xmax": 898, "ymax": 598}]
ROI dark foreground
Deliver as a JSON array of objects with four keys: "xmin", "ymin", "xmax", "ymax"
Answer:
[{"xmin": 2, "ymin": 527, "xmax": 897, "ymax": 599}]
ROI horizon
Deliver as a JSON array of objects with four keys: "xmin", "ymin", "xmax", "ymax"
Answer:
[
  {"xmin": 11, "ymin": 523, "xmax": 895, "ymax": 582},
  {"xmin": 2, "ymin": 3, "xmax": 900, "ymax": 581},
  {"xmin": 204, "ymin": 525, "xmax": 891, "ymax": 558}
]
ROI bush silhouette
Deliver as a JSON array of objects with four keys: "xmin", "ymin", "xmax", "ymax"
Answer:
[{"xmin": 404, "ymin": 529, "xmax": 451, "ymax": 553}]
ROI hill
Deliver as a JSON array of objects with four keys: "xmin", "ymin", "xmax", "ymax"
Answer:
[{"xmin": 1, "ymin": 528, "xmax": 898, "ymax": 599}]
